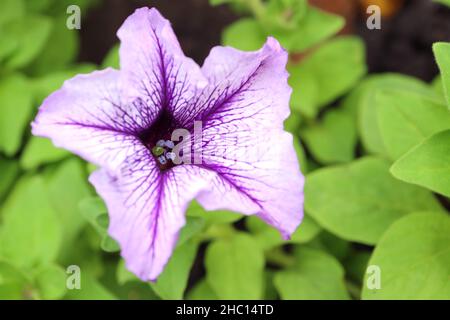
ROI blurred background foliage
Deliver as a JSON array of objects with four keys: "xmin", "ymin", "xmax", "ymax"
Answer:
[{"xmin": 0, "ymin": 0, "xmax": 450, "ymax": 300}]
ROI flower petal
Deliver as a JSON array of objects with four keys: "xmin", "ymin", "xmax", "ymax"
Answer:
[
  {"xmin": 90, "ymin": 159, "xmax": 212, "ymax": 281},
  {"xmin": 32, "ymin": 68, "xmax": 156, "ymax": 172},
  {"xmin": 194, "ymin": 38, "xmax": 304, "ymax": 238},
  {"xmin": 117, "ymin": 7, "xmax": 206, "ymax": 118},
  {"xmin": 180, "ymin": 37, "xmax": 290, "ymax": 128}
]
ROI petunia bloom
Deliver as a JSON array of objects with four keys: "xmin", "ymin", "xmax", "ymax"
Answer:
[{"xmin": 32, "ymin": 7, "xmax": 304, "ymax": 281}]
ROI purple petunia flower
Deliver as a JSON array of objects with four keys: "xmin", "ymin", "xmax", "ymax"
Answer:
[{"xmin": 32, "ymin": 7, "xmax": 304, "ymax": 281}]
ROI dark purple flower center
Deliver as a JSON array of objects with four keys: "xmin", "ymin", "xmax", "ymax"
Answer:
[{"xmin": 138, "ymin": 110, "xmax": 179, "ymax": 171}]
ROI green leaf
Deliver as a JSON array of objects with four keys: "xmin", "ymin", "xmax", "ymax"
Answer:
[
  {"xmin": 0, "ymin": 73, "xmax": 33, "ymax": 156},
  {"xmin": 432, "ymin": 75, "xmax": 444, "ymax": 97},
  {"xmin": 434, "ymin": 0, "xmax": 450, "ymax": 7},
  {"xmin": 376, "ymin": 89, "xmax": 450, "ymax": 160},
  {"xmin": 101, "ymin": 44, "xmax": 120, "ymax": 69},
  {"xmin": 209, "ymin": 0, "xmax": 236, "ymax": 5},
  {"xmin": 151, "ymin": 239, "xmax": 199, "ymax": 300},
  {"xmin": 116, "ymin": 259, "xmax": 137, "ymax": 285},
  {"xmin": 78, "ymin": 197, "xmax": 121, "ymax": 253},
  {"xmin": 100, "ymin": 235, "xmax": 120, "ymax": 253},
  {"xmin": 305, "ymin": 157, "xmax": 443, "ymax": 244},
  {"xmin": 117, "ymin": 239, "xmax": 199, "ymax": 299},
  {"xmin": 288, "ymin": 70, "xmax": 318, "ymax": 118},
  {"xmin": 344, "ymin": 251, "xmax": 371, "ymax": 284},
  {"xmin": 29, "ymin": 15, "xmax": 78, "ymax": 75},
  {"xmin": 79, "ymin": 196, "xmax": 107, "ymax": 235},
  {"xmin": 186, "ymin": 279, "xmax": 218, "ymax": 300},
  {"xmin": 186, "ymin": 200, "xmax": 242, "ymax": 225},
  {"xmin": 272, "ymin": 7, "xmax": 344, "ymax": 52},
  {"xmin": 24, "ymin": 0, "xmax": 54, "ymax": 13},
  {"xmin": 2, "ymin": 15, "xmax": 52, "ymax": 69},
  {"xmin": 362, "ymin": 212, "xmax": 450, "ymax": 299},
  {"xmin": 246, "ymin": 214, "xmax": 320, "ymax": 250},
  {"xmin": 274, "ymin": 247, "xmax": 350, "ymax": 300},
  {"xmin": 0, "ymin": 0, "xmax": 24, "ymax": 25},
  {"xmin": 45, "ymin": 0, "xmax": 100, "ymax": 16},
  {"xmin": 391, "ymin": 129, "xmax": 450, "ymax": 197},
  {"xmin": 65, "ymin": 271, "xmax": 117, "ymax": 300},
  {"xmin": 293, "ymin": 136, "xmax": 308, "ymax": 174},
  {"xmin": 284, "ymin": 111, "xmax": 302, "ymax": 133},
  {"xmin": 301, "ymin": 107, "xmax": 356, "ymax": 164},
  {"xmin": 0, "ymin": 158, "xmax": 19, "ymax": 201},
  {"xmin": 45, "ymin": 159, "xmax": 91, "ymax": 252},
  {"xmin": 34, "ymin": 264, "xmax": 67, "ymax": 299},
  {"xmin": 314, "ymin": 231, "xmax": 351, "ymax": 262},
  {"xmin": 355, "ymin": 74, "xmax": 432, "ymax": 155},
  {"xmin": 0, "ymin": 260, "xmax": 32, "ymax": 299},
  {"xmin": 177, "ymin": 216, "xmax": 205, "ymax": 246},
  {"xmin": 0, "ymin": 31, "xmax": 18, "ymax": 63},
  {"xmin": 0, "ymin": 175, "xmax": 63, "ymax": 268},
  {"xmin": 222, "ymin": 18, "xmax": 266, "ymax": 51},
  {"xmin": 205, "ymin": 233, "xmax": 265, "ymax": 299},
  {"xmin": 433, "ymin": 42, "xmax": 450, "ymax": 107},
  {"xmin": 20, "ymin": 136, "xmax": 69, "ymax": 169},
  {"xmin": 264, "ymin": 0, "xmax": 308, "ymax": 31},
  {"xmin": 289, "ymin": 37, "xmax": 366, "ymax": 118}
]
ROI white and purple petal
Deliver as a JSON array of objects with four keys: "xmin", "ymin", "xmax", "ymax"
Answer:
[
  {"xmin": 32, "ymin": 7, "xmax": 305, "ymax": 282},
  {"xmin": 193, "ymin": 38, "xmax": 304, "ymax": 238},
  {"xmin": 117, "ymin": 7, "xmax": 207, "ymax": 118},
  {"xmin": 32, "ymin": 69, "xmax": 158, "ymax": 172},
  {"xmin": 90, "ymin": 158, "xmax": 213, "ymax": 281}
]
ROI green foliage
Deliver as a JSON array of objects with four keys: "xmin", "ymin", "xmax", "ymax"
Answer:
[
  {"xmin": 205, "ymin": 233, "xmax": 265, "ymax": 299},
  {"xmin": 186, "ymin": 200, "xmax": 242, "ymax": 225},
  {"xmin": 246, "ymin": 214, "xmax": 320, "ymax": 250},
  {"xmin": 274, "ymin": 247, "xmax": 350, "ymax": 300},
  {"xmin": 0, "ymin": 158, "xmax": 19, "ymax": 201},
  {"xmin": 2, "ymin": 15, "xmax": 52, "ymax": 70},
  {"xmin": 29, "ymin": 15, "xmax": 78, "ymax": 75},
  {"xmin": 21, "ymin": 137, "xmax": 69, "ymax": 169},
  {"xmin": 187, "ymin": 280, "xmax": 218, "ymax": 300},
  {"xmin": 221, "ymin": 0, "xmax": 344, "ymax": 52},
  {"xmin": 0, "ymin": 74, "xmax": 34, "ymax": 156},
  {"xmin": 151, "ymin": 240, "xmax": 199, "ymax": 300},
  {"xmin": 102, "ymin": 44, "xmax": 120, "ymax": 69},
  {"xmin": 0, "ymin": 260, "xmax": 31, "ymax": 299},
  {"xmin": 305, "ymin": 157, "xmax": 443, "ymax": 245},
  {"xmin": 0, "ymin": 175, "xmax": 63, "ymax": 268},
  {"xmin": 301, "ymin": 107, "xmax": 357, "ymax": 164},
  {"xmin": 434, "ymin": 0, "xmax": 450, "ymax": 9},
  {"xmin": 33, "ymin": 264, "xmax": 67, "ymax": 299},
  {"xmin": 289, "ymin": 37, "xmax": 367, "ymax": 118},
  {"xmin": 222, "ymin": 18, "xmax": 266, "ymax": 51},
  {"xmin": 375, "ymin": 89, "xmax": 450, "ymax": 160},
  {"xmin": 391, "ymin": 130, "xmax": 450, "ymax": 197},
  {"xmin": 270, "ymin": 6, "xmax": 345, "ymax": 52},
  {"xmin": 355, "ymin": 74, "xmax": 434, "ymax": 155},
  {"xmin": 433, "ymin": 42, "xmax": 450, "ymax": 107},
  {"xmin": 362, "ymin": 212, "xmax": 450, "ymax": 299}
]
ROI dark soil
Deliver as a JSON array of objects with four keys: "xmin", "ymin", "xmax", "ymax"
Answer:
[
  {"xmin": 78, "ymin": 0, "xmax": 237, "ymax": 65},
  {"xmin": 357, "ymin": 0, "xmax": 450, "ymax": 82}
]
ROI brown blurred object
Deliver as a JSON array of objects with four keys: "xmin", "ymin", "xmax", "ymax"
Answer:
[
  {"xmin": 309, "ymin": 0, "xmax": 359, "ymax": 34},
  {"xmin": 359, "ymin": 0, "xmax": 405, "ymax": 17}
]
